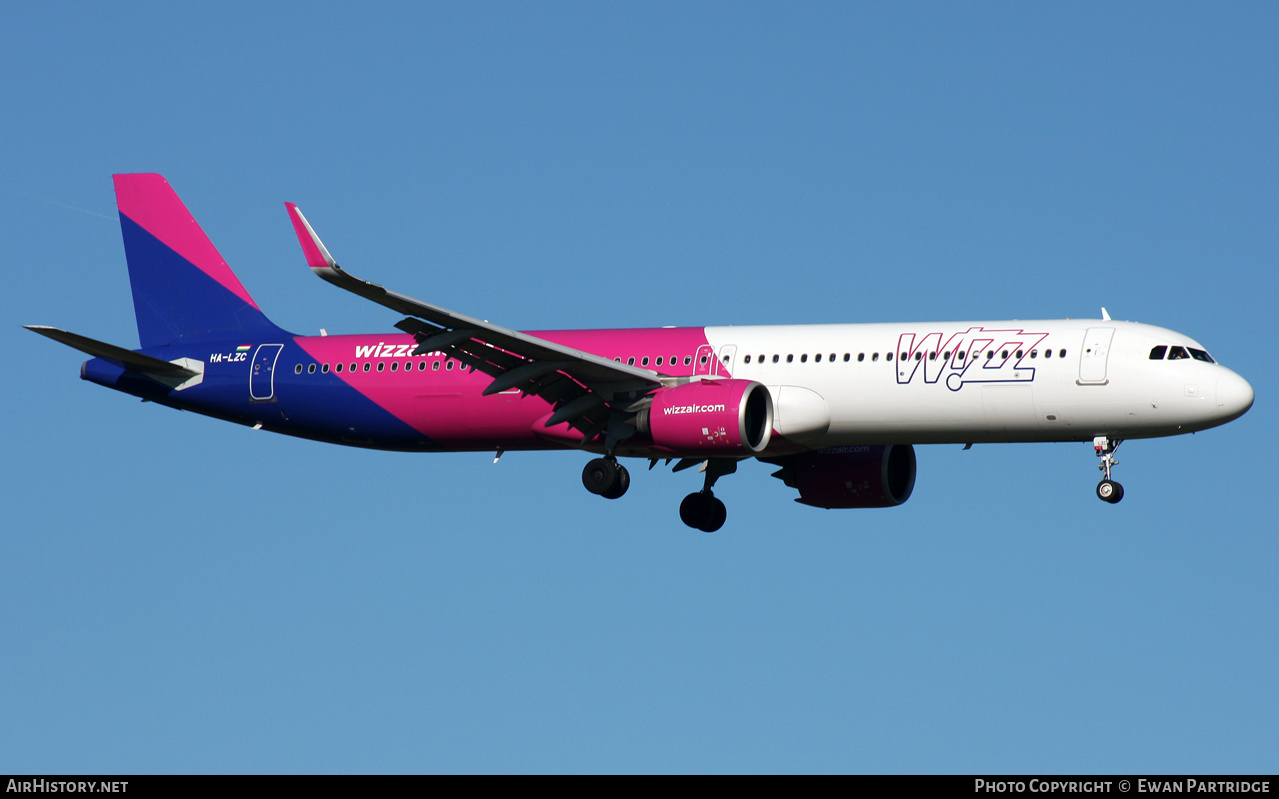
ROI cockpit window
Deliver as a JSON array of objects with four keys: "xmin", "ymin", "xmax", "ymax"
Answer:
[
  {"xmin": 1188, "ymin": 348, "xmax": 1215, "ymax": 363},
  {"xmin": 1168, "ymin": 346, "xmax": 1189, "ymax": 360},
  {"xmin": 1149, "ymin": 346, "xmax": 1167, "ymax": 360}
]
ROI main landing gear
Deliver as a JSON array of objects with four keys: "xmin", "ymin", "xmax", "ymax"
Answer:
[
  {"xmin": 1093, "ymin": 436, "xmax": 1124, "ymax": 504},
  {"xmin": 581, "ymin": 455, "xmax": 737, "ymax": 533},
  {"xmin": 678, "ymin": 459, "xmax": 737, "ymax": 533},
  {"xmin": 582, "ymin": 457, "xmax": 630, "ymax": 500},
  {"xmin": 680, "ymin": 491, "xmax": 727, "ymax": 533}
]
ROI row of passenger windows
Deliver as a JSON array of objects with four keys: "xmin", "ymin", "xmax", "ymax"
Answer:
[
  {"xmin": 288, "ymin": 343, "xmax": 1222, "ymax": 379},
  {"xmin": 1149, "ymin": 345, "xmax": 1215, "ymax": 363},
  {"xmin": 294, "ymin": 359, "xmax": 468, "ymax": 375},
  {"xmin": 616, "ymin": 355, "xmax": 696, "ymax": 367},
  {"xmin": 293, "ymin": 346, "xmax": 1075, "ymax": 376},
  {"xmin": 742, "ymin": 348, "xmax": 1067, "ymax": 364}
]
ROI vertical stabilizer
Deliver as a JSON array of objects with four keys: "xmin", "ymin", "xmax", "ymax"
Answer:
[{"xmin": 114, "ymin": 174, "xmax": 289, "ymax": 348}]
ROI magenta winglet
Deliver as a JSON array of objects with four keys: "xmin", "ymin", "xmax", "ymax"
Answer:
[
  {"xmin": 285, "ymin": 202, "xmax": 330, "ymax": 269},
  {"xmin": 112, "ymin": 174, "xmax": 260, "ymax": 310}
]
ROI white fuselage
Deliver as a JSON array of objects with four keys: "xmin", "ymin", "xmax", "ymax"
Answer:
[{"xmin": 700, "ymin": 319, "xmax": 1252, "ymax": 449}]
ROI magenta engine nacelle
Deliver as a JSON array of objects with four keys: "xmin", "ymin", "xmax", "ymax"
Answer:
[{"xmin": 637, "ymin": 379, "xmax": 774, "ymax": 456}]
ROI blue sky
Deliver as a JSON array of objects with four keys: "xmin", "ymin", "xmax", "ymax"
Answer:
[{"xmin": 2, "ymin": 2, "xmax": 1275, "ymax": 774}]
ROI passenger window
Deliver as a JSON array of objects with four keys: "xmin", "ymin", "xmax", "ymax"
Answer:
[
  {"xmin": 886, "ymin": 353, "xmax": 893, "ymax": 362},
  {"xmin": 1029, "ymin": 350, "xmax": 1037, "ymax": 359},
  {"xmin": 786, "ymin": 354, "xmax": 794, "ymax": 363},
  {"xmin": 656, "ymin": 357, "xmax": 663, "ymax": 366},
  {"xmin": 432, "ymin": 361, "xmax": 440, "ymax": 371},
  {"xmin": 1149, "ymin": 346, "xmax": 1167, "ymax": 360},
  {"xmin": 335, "ymin": 363, "xmax": 343, "ymax": 373},
  {"xmin": 1168, "ymin": 346, "xmax": 1189, "ymax": 360},
  {"xmin": 872, "ymin": 353, "xmax": 880, "ymax": 362},
  {"xmin": 814, "ymin": 353, "xmax": 821, "ymax": 362},
  {"xmin": 743, "ymin": 355, "xmax": 751, "ymax": 364},
  {"xmin": 929, "ymin": 352, "xmax": 936, "ymax": 361},
  {"xmin": 350, "ymin": 363, "xmax": 357, "ymax": 372},
  {"xmin": 362, "ymin": 363, "xmax": 370, "ymax": 372},
  {"xmin": 772, "ymin": 355, "xmax": 779, "ymax": 363},
  {"xmin": 684, "ymin": 356, "xmax": 692, "ymax": 366},
  {"xmin": 1059, "ymin": 349, "xmax": 1066, "ymax": 358},
  {"xmin": 857, "ymin": 353, "xmax": 864, "ymax": 362},
  {"xmin": 377, "ymin": 362, "xmax": 385, "ymax": 372},
  {"xmin": 294, "ymin": 364, "xmax": 303, "ymax": 374},
  {"xmin": 390, "ymin": 362, "xmax": 398, "ymax": 372},
  {"xmin": 800, "ymin": 354, "xmax": 808, "ymax": 363},
  {"xmin": 1016, "ymin": 350, "xmax": 1023, "ymax": 359},
  {"xmin": 628, "ymin": 357, "xmax": 636, "ymax": 366},
  {"xmin": 641, "ymin": 356, "xmax": 649, "ymax": 366},
  {"xmin": 1044, "ymin": 350, "xmax": 1052, "ymax": 359},
  {"xmin": 322, "ymin": 364, "xmax": 330, "ymax": 373}
]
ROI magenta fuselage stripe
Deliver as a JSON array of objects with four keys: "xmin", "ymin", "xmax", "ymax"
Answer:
[
  {"xmin": 292, "ymin": 327, "xmax": 716, "ymax": 443},
  {"xmin": 113, "ymin": 174, "xmax": 261, "ymax": 310}
]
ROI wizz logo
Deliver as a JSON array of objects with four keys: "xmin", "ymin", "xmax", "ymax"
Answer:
[{"xmin": 895, "ymin": 327, "xmax": 1049, "ymax": 391}]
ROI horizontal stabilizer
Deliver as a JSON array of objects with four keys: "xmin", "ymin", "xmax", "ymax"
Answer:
[{"xmin": 25, "ymin": 325, "xmax": 199, "ymax": 377}]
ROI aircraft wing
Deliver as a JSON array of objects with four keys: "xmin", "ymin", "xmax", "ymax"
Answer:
[{"xmin": 285, "ymin": 203, "xmax": 666, "ymax": 439}]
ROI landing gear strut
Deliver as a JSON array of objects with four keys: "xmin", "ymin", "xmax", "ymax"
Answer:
[
  {"xmin": 679, "ymin": 459, "xmax": 737, "ymax": 532},
  {"xmin": 1093, "ymin": 436, "xmax": 1124, "ymax": 504},
  {"xmin": 583, "ymin": 457, "xmax": 629, "ymax": 499}
]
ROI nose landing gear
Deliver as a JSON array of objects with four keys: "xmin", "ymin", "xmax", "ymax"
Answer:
[{"xmin": 1093, "ymin": 436, "xmax": 1124, "ymax": 504}]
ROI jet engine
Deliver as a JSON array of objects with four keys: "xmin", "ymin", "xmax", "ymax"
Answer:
[
  {"xmin": 636, "ymin": 379, "xmax": 773, "ymax": 457},
  {"xmin": 770, "ymin": 445, "xmax": 916, "ymax": 508}
]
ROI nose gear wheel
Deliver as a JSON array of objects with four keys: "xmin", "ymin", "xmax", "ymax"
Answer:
[{"xmin": 1093, "ymin": 437, "xmax": 1124, "ymax": 504}]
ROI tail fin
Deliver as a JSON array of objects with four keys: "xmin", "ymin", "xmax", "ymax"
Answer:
[{"xmin": 114, "ymin": 174, "xmax": 290, "ymax": 348}]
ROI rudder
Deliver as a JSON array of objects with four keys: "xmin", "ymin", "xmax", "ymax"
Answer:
[{"xmin": 114, "ymin": 174, "xmax": 289, "ymax": 348}]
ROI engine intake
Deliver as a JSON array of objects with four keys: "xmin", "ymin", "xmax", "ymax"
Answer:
[{"xmin": 637, "ymin": 379, "xmax": 773, "ymax": 456}]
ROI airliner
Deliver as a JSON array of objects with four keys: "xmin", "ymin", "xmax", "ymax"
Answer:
[{"xmin": 28, "ymin": 174, "xmax": 1254, "ymax": 531}]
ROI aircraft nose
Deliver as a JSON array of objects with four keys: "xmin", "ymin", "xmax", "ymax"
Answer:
[{"xmin": 1215, "ymin": 369, "xmax": 1254, "ymax": 422}]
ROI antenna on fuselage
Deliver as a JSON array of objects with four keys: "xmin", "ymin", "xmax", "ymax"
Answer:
[{"xmin": 1101, "ymin": 307, "xmax": 1111, "ymax": 321}]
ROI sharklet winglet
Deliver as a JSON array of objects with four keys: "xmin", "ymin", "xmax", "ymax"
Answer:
[{"xmin": 285, "ymin": 203, "xmax": 338, "ymax": 270}]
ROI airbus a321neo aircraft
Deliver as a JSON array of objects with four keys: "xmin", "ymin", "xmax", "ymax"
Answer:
[{"xmin": 29, "ymin": 175, "xmax": 1254, "ymax": 531}]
